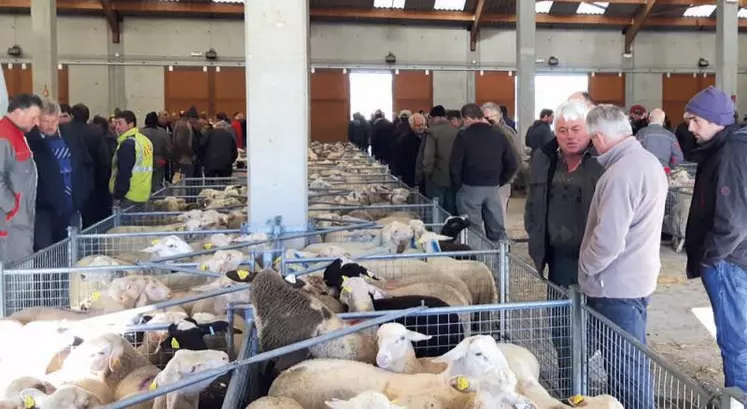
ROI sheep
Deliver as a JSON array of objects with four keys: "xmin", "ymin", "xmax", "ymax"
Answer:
[
  {"xmin": 181, "ymin": 270, "xmax": 253, "ymax": 316},
  {"xmin": 325, "ymin": 391, "xmax": 406, "ymax": 409},
  {"xmin": 2, "ymin": 377, "xmax": 56, "ymax": 407},
  {"xmin": 18, "ymin": 385, "xmax": 103, "ymax": 409},
  {"xmin": 268, "ymin": 335, "xmax": 514, "ymax": 409},
  {"xmin": 69, "ymin": 255, "xmax": 132, "ymax": 310},
  {"xmin": 338, "ymin": 276, "xmax": 463, "ymax": 358},
  {"xmin": 149, "ymin": 349, "xmax": 230, "ymax": 409},
  {"xmin": 375, "ymin": 323, "xmax": 447, "ymax": 374},
  {"xmin": 248, "ymin": 396, "xmax": 305, "ymax": 409},
  {"xmin": 425, "ymin": 258, "xmax": 498, "ymax": 305},
  {"xmin": 251, "ymin": 269, "xmax": 377, "ymax": 368},
  {"xmin": 79, "ymin": 274, "xmax": 174, "ymax": 313}
]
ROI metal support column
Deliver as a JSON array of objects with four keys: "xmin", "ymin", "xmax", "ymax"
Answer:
[
  {"xmin": 716, "ymin": 0, "xmax": 738, "ymax": 104},
  {"xmin": 30, "ymin": 0, "xmax": 58, "ymax": 99},
  {"xmin": 245, "ymin": 0, "xmax": 309, "ymax": 235},
  {"xmin": 623, "ymin": 57, "xmax": 635, "ymax": 110},
  {"xmin": 108, "ymin": 28, "xmax": 127, "ymax": 113},
  {"xmin": 516, "ymin": 0, "xmax": 536, "ymax": 149}
]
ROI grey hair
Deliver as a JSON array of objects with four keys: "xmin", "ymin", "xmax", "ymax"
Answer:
[
  {"xmin": 40, "ymin": 99, "xmax": 61, "ymax": 117},
  {"xmin": 408, "ymin": 113, "xmax": 425, "ymax": 126},
  {"xmin": 554, "ymin": 99, "xmax": 591, "ymax": 133},
  {"xmin": 586, "ymin": 104, "xmax": 633, "ymax": 142},
  {"xmin": 481, "ymin": 102, "xmax": 502, "ymax": 117}
]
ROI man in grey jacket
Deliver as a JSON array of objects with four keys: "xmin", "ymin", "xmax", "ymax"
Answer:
[
  {"xmin": 636, "ymin": 108, "xmax": 684, "ymax": 169},
  {"xmin": 579, "ymin": 104, "xmax": 667, "ymax": 409},
  {"xmin": 421, "ymin": 105, "xmax": 458, "ymax": 214}
]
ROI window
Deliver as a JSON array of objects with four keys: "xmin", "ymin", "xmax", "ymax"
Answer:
[
  {"xmin": 433, "ymin": 0, "xmax": 466, "ymax": 11},
  {"xmin": 373, "ymin": 0, "xmax": 406, "ymax": 9},
  {"xmin": 682, "ymin": 5, "xmax": 716, "ymax": 18}
]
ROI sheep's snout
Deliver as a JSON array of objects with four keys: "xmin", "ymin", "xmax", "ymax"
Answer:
[{"xmin": 376, "ymin": 350, "xmax": 392, "ymax": 368}]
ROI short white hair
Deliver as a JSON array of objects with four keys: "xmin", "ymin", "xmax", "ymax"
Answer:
[
  {"xmin": 554, "ymin": 99, "xmax": 590, "ymax": 132},
  {"xmin": 41, "ymin": 98, "xmax": 60, "ymax": 117},
  {"xmin": 481, "ymin": 102, "xmax": 501, "ymax": 117},
  {"xmin": 408, "ymin": 113, "xmax": 425, "ymax": 126},
  {"xmin": 586, "ymin": 104, "xmax": 633, "ymax": 142}
]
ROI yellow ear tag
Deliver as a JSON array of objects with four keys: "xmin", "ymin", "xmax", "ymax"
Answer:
[
  {"xmin": 23, "ymin": 395, "xmax": 34, "ymax": 409},
  {"xmin": 391, "ymin": 400, "xmax": 398, "ymax": 405},
  {"xmin": 455, "ymin": 376, "xmax": 470, "ymax": 391},
  {"xmin": 149, "ymin": 380, "xmax": 158, "ymax": 391},
  {"xmin": 203, "ymin": 243, "xmax": 214, "ymax": 250},
  {"xmin": 151, "ymin": 239, "xmax": 160, "ymax": 246},
  {"xmin": 171, "ymin": 338, "xmax": 180, "ymax": 349},
  {"xmin": 112, "ymin": 358, "xmax": 121, "ymax": 368},
  {"xmin": 568, "ymin": 395, "xmax": 585, "ymax": 407},
  {"xmin": 90, "ymin": 291, "xmax": 101, "ymax": 302},
  {"xmin": 237, "ymin": 269, "xmax": 249, "ymax": 280},
  {"xmin": 341, "ymin": 275, "xmax": 349, "ymax": 284},
  {"xmin": 200, "ymin": 264, "xmax": 208, "ymax": 271}
]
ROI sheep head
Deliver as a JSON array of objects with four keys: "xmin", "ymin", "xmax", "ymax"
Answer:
[
  {"xmin": 375, "ymin": 323, "xmax": 431, "ymax": 372},
  {"xmin": 568, "ymin": 395, "xmax": 624, "ymax": 409},
  {"xmin": 416, "ymin": 232, "xmax": 453, "ymax": 253},
  {"xmin": 152, "ymin": 350, "xmax": 229, "ymax": 395},
  {"xmin": 63, "ymin": 333, "xmax": 126, "ymax": 376},
  {"xmin": 338, "ymin": 276, "xmax": 386, "ymax": 312},
  {"xmin": 381, "ymin": 221, "xmax": 415, "ymax": 253},
  {"xmin": 325, "ymin": 391, "xmax": 405, "ymax": 409},
  {"xmin": 20, "ymin": 386, "xmax": 100, "ymax": 409},
  {"xmin": 108, "ymin": 275, "xmax": 173, "ymax": 307},
  {"xmin": 433, "ymin": 335, "xmax": 516, "ymax": 384},
  {"xmin": 203, "ymin": 250, "xmax": 245, "ymax": 273},
  {"xmin": 142, "ymin": 236, "xmax": 193, "ymax": 258}
]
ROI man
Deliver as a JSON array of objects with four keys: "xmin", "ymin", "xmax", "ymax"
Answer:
[
  {"xmin": 579, "ymin": 104, "xmax": 667, "ymax": 409},
  {"xmin": 674, "ymin": 112, "xmax": 698, "ymax": 161},
  {"xmin": 348, "ymin": 112, "xmax": 371, "ymax": 152},
  {"xmin": 421, "ymin": 105, "xmax": 458, "ymax": 214},
  {"xmin": 524, "ymin": 99, "xmax": 604, "ymax": 398},
  {"xmin": 110, "ymin": 110, "xmax": 153, "ymax": 208},
  {"xmin": 141, "ymin": 112, "xmax": 172, "ymax": 192},
  {"xmin": 200, "ymin": 120, "xmax": 239, "ymax": 178},
  {"xmin": 0, "ymin": 93, "xmax": 42, "ymax": 263},
  {"xmin": 525, "ymin": 109, "xmax": 555, "ymax": 155},
  {"xmin": 27, "ymin": 99, "xmax": 93, "ymax": 250},
  {"xmin": 683, "ymin": 86, "xmax": 747, "ymax": 392},
  {"xmin": 636, "ymin": 108, "xmax": 684, "ymax": 170},
  {"xmin": 394, "ymin": 112, "xmax": 426, "ymax": 188},
  {"xmin": 568, "ymin": 91, "xmax": 594, "ymax": 107},
  {"xmin": 59, "ymin": 103, "xmax": 72, "ymax": 125},
  {"xmin": 629, "ymin": 104, "xmax": 649, "ymax": 135},
  {"xmin": 447, "ymin": 110, "xmax": 463, "ymax": 129},
  {"xmin": 172, "ymin": 110, "xmax": 196, "ymax": 180},
  {"xmin": 450, "ymin": 103, "xmax": 518, "ymax": 242},
  {"xmin": 500, "ymin": 104, "xmax": 516, "ymax": 130},
  {"xmin": 67, "ymin": 103, "xmax": 107, "ymax": 229},
  {"xmin": 483, "ymin": 102, "xmax": 522, "ymax": 221}
]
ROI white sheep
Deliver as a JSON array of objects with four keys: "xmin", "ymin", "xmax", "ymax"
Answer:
[
  {"xmin": 69, "ymin": 255, "xmax": 131, "ymax": 310},
  {"xmin": 150, "ymin": 349, "xmax": 229, "ymax": 409},
  {"xmin": 248, "ymin": 396, "xmax": 305, "ymax": 409},
  {"xmin": 375, "ymin": 323, "xmax": 447, "ymax": 374},
  {"xmin": 326, "ymin": 391, "xmax": 406, "ymax": 409},
  {"xmin": 19, "ymin": 385, "xmax": 103, "ymax": 409}
]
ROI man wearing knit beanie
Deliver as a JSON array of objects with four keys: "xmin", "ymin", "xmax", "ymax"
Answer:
[{"xmin": 684, "ymin": 85, "xmax": 747, "ymax": 392}]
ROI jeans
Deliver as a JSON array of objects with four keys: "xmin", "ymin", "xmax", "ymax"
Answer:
[
  {"xmin": 456, "ymin": 184, "xmax": 506, "ymax": 242},
  {"xmin": 586, "ymin": 296, "xmax": 654, "ymax": 409},
  {"xmin": 425, "ymin": 182, "xmax": 457, "ymax": 215},
  {"xmin": 701, "ymin": 260, "xmax": 747, "ymax": 392},
  {"xmin": 546, "ymin": 249, "xmax": 580, "ymax": 398}
]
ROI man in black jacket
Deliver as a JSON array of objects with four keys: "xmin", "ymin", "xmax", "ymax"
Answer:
[
  {"xmin": 27, "ymin": 99, "xmax": 93, "ymax": 250},
  {"xmin": 450, "ymin": 103, "xmax": 518, "ymax": 242},
  {"xmin": 525, "ymin": 109, "xmax": 555, "ymax": 155},
  {"xmin": 684, "ymin": 86, "xmax": 747, "ymax": 392},
  {"xmin": 200, "ymin": 121, "xmax": 238, "ymax": 177}
]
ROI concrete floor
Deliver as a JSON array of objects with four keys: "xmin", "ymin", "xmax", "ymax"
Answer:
[{"xmin": 504, "ymin": 195, "xmax": 723, "ymax": 391}]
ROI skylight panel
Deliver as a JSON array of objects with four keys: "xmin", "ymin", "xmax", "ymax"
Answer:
[
  {"xmin": 738, "ymin": 7, "xmax": 747, "ymax": 18},
  {"xmin": 434, "ymin": 0, "xmax": 466, "ymax": 11},
  {"xmin": 576, "ymin": 2, "xmax": 609, "ymax": 15},
  {"xmin": 374, "ymin": 0, "xmax": 406, "ymax": 8},
  {"xmin": 536, "ymin": 1, "xmax": 553, "ymax": 14},
  {"xmin": 683, "ymin": 5, "xmax": 716, "ymax": 18}
]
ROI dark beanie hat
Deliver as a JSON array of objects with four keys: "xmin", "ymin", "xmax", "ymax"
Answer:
[
  {"xmin": 186, "ymin": 106, "xmax": 199, "ymax": 119},
  {"xmin": 685, "ymin": 86, "xmax": 735, "ymax": 126},
  {"xmin": 429, "ymin": 105, "xmax": 446, "ymax": 117}
]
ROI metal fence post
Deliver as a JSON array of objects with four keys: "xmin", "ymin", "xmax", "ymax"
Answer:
[
  {"xmin": 113, "ymin": 206, "xmax": 122, "ymax": 228},
  {"xmin": 432, "ymin": 197, "xmax": 441, "ymax": 225},
  {"xmin": 719, "ymin": 387, "xmax": 744, "ymax": 409},
  {"xmin": 68, "ymin": 225, "xmax": 79, "ymax": 267},
  {"xmin": 498, "ymin": 240, "xmax": 508, "ymax": 336},
  {"xmin": 570, "ymin": 285, "xmax": 588, "ymax": 396},
  {"xmin": 0, "ymin": 262, "xmax": 5, "ymax": 318}
]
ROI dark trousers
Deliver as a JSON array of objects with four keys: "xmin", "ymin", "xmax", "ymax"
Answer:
[
  {"xmin": 586, "ymin": 296, "xmax": 654, "ymax": 409},
  {"xmin": 34, "ymin": 210, "xmax": 71, "ymax": 251},
  {"xmin": 546, "ymin": 249, "xmax": 579, "ymax": 398},
  {"xmin": 425, "ymin": 181, "xmax": 457, "ymax": 216},
  {"xmin": 702, "ymin": 260, "xmax": 747, "ymax": 392},
  {"xmin": 205, "ymin": 169, "xmax": 233, "ymax": 178}
]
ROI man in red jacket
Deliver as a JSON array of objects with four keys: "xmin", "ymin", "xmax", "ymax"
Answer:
[{"xmin": 0, "ymin": 93, "xmax": 42, "ymax": 264}]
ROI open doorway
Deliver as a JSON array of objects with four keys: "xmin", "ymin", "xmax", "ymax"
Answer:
[
  {"xmin": 534, "ymin": 74, "xmax": 589, "ymax": 119},
  {"xmin": 349, "ymin": 71, "xmax": 393, "ymax": 121}
]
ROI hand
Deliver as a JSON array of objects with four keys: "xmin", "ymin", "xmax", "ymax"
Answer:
[{"xmin": 112, "ymin": 200, "xmax": 121, "ymax": 209}]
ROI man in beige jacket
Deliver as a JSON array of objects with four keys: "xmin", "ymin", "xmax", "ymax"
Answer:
[{"xmin": 482, "ymin": 102, "xmax": 522, "ymax": 223}]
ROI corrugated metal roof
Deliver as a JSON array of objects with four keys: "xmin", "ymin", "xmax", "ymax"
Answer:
[{"xmin": 311, "ymin": 0, "xmax": 375, "ymax": 8}]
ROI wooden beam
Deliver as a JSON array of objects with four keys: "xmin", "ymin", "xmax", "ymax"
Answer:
[
  {"xmin": 100, "ymin": 0, "xmax": 121, "ymax": 43},
  {"xmin": 469, "ymin": 0, "xmax": 486, "ymax": 52},
  {"xmin": 624, "ymin": 0, "xmax": 658, "ymax": 54}
]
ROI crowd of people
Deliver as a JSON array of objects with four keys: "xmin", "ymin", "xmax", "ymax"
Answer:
[
  {"xmin": 353, "ymin": 86, "xmax": 747, "ymax": 407},
  {"xmin": 0, "ymin": 95, "xmax": 243, "ymax": 264}
]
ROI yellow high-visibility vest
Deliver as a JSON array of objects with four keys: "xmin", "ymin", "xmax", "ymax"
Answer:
[{"xmin": 110, "ymin": 127, "xmax": 153, "ymax": 203}]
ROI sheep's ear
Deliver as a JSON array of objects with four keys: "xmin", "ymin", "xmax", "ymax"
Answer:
[
  {"xmin": 19, "ymin": 388, "xmax": 46, "ymax": 409},
  {"xmin": 226, "ymin": 269, "xmax": 253, "ymax": 283},
  {"xmin": 405, "ymin": 329, "xmax": 432, "ymax": 342},
  {"xmin": 322, "ymin": 259, "xmax": 343, "ymax": 286},
  {"xmin": 140, "ymin": 315, "xmax": 155, "ymax": 324},
  {"xmin": 72, "ymin": 336, "xmax": 84, "ymax": 347},
  {"xmin": 324, "ymin": 399, "xmax": 350, "ymax": 409},
  {"xmin": 370, "ymin": 287, "xmax": 387, "ymax": 300},
  {"xmin": 432, "ymin": 338, "xmax": 470, "ymax": 363}
]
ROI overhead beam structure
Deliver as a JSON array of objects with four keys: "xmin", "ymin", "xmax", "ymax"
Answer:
[
  {"xmin": 469, "ymin": 0, "xmax": 486, "ymax": 52},
  {"xmin": 1, "ymin": 0, "xmax": 745, "ymax": 30},
  {"xmin": 624, "ymin": 0, "xmax": 658, "ymax": 54},
  {"xmin": 100, "ymin": 0, "xmax": 121, "ymax": 43}
]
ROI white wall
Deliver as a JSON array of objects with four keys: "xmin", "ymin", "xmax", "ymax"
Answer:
[{"xmin": 0, "ymin": 14, "xmax": 744, "ymax": 117}]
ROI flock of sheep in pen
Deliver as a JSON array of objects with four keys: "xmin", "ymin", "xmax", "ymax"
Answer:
[
  {"xmin": 663, "ymin": 167, "xmax": 695, "ymax": 253},
  {"xmin": 0, "ymin": 142, "xmax": 622, "ymax": 409}
]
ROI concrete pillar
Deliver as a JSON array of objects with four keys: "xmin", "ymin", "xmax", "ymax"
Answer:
[
  {"xmin": 715, "ymin": 0, "xmax": 738, "ymax": 103},
  {"xmin": 245, "ymin": 0, "xmax": 309, "ymax": 233},
  {"xmin": 108, "ymin": 27, "xmax": 127, "ymax": 114},
  {"xmin": 30, "ymin": 0, "xmax": 57, "ymax": 99},
  {"xmin": 466, "ymin": 49, "xmax": 478, "ymax": 103},
  {"xmin": 623, "ymin": 57, "xmax": 635, "ymax": 110},
  {"xmin": 515, "ymin": 0, "xmax": 536, "ymax": 149}
]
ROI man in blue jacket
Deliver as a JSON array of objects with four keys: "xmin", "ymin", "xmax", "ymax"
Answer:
[
  {"xmin": 684, "ymin": 86, "xmax": 747, "ymax": 392},
  {"xmin": 27, "ymin": 99, "xmax": 93, "ymax": 250}
]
